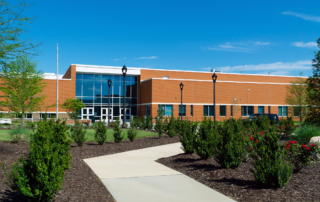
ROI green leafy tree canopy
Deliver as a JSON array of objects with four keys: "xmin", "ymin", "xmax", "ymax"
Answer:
[
  {"xmin": 305, "ymin": 38, "xmax": 320, "ymax": 126},
  {"xmin": 0, "ymin": 0, "xmax": 41, "ymax": 65},
  {"xmin": 61, "ymin": 98, "xmax": 85, "ymax": 121},
  {"xmin": 0, "ymin": 54, "xmax": 46, "ymax": 126}
]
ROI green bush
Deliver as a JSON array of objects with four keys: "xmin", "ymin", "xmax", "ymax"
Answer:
[
  {"xmin": 194, "ymin": 117, "xmax": 217, "ymax": 160},
  {"xmin": 95, "ymin": 120, "xmax": 107, "ymax": 145},
  {"xmin": 109, "ymin": 122, "xmax": 115, "ymax": 128},
  {"xmin": 175, "ymin": 118, "xmax": 182, "ymax": 134},
  {"xmin": 144, "ymin": 115, "xmax": 153, "ymax": 130},
  {"xmin": 26, "ymin": 121, "xmax": 37, "ymax": 132},
  {"xmin": 2, "ymin": 119, "xmax": 72, "ymax": 202},
  {"xmin": 71, "ymin": 121, "xmax": 87, "ymax": 147},
  {"xmin": 214, "ymin": 119, "xmax": 246, "ymax": 168},
  {"xmin": 167, "ymin": 116, "xmax": 177, "ymax": 138},
  {"xmin": 155, "ymin": 107, "xmax": 165, "ymax": 138},
  {"xmin": 127, "ymin": 128, "xmax": 138, "ymax": 142},
  {"xmin": 9, "ymin": 127, "xmax": 30, "ymax": 143},
  {"xmin": 250, "ymin": 129, "xmax": 293, "ymax": 188},
  {"xmin": 179, "ymin": 121, "xmax": 197, "ymax": 154},
  {"xmin": 256, "ymin": 115, "xmax": 271, "ymax": 131},
  {"xmin": 285, "ymin": 140, "xmax": 320, "ymax": 172},
  {"xmin": 281, "ymin": 116, "xmax": 295, "ymax": 136},
  {"xmin": 113, "ymin": 117, "xmax": 124, "ymax": 143},
  {"xmin": 291, "ymin": 124, "xmax": 320, "ymax": 145},
  {"xmin": 163, "ymin": 118, "xmax": 169, "ymax": 132}
]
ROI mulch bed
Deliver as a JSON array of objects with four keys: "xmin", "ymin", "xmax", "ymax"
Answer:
[
  {"xmin": 0, "ymin": 135, "xmax": 179, "ymax": 202},
  {"xmin": 157, "ymin": 153, "xmax": 320, "ymax": 202}
]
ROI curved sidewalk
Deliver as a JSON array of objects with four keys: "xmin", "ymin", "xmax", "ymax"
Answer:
[{"xmin": 83, "ymin": 143, "xmax": 235, "ymax": 202}]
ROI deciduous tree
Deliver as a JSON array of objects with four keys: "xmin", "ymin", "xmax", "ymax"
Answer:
[
  {"xmin": 0, "ymin": 55, "xmax": 46, "ymax": 126},
  {"xmin": 61, "ymin": 98, "xmax": 85, "ymax": 121},
  {"xmin": 0, "ymin": 0, "xmax": 40, "ymax": 65},
  {"xmin": 305, "ymin": 38, "xmax": 320, "ymax": 126},
  {"xmin": 285, "ymin": 72, "xmax": 308, "ymax": 122}
]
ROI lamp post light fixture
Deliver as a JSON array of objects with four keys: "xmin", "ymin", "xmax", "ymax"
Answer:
[
  {"xmin": 212, "ymin": 72, "xmax": 217, "ymax": 125},
  {"xmin": 122, "ymin": 65, "xmax": 127, "ymax": 128},
  {"xmin": 108, "ymin": 78, "xmax": 112, "ymax": 126},
  {"xmin": 179, "ymin": 82, "xmax": 184, "ymax": 122}
]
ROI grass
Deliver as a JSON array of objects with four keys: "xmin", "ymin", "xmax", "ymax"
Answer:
[
  {"xmin": 0, "ymin": 128, "xmax": 158, "ymax": 142},
  {"xmin": 84, "ymin": 129, "xmax": 158, "ymax": 142}
]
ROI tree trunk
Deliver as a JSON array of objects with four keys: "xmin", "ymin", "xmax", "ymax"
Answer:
[{"xmin": 21, "ymin": 117, "xmax": 25, "ymax": 127}]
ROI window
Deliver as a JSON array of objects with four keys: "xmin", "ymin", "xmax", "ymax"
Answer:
[
  {"xmin": 231, "ymin": 105, "xmax": 233, "ymax": 116},
  {"xmin": 15, "ymin": 113, "xmax": 33, "ymax": 119},
  {"xmin": 258, "ymin": 106, "xmax": 264, "ymax": 114},
  {"xmin": 158, "ymin": 105, "xmax": 173, "ymax": 116},
  {"xmin": 268, "ymin": 106, "xmax": 271, "ymax": 114},
  {"xmin": 179, "ymin": 105, "xmax": 186, "ymax": 116},
  {"xmin": 146, "ymin": 105, "xmax": 150, "ymax": 116},
  {"xmin": 203, "ymin": 105, "xmax": 214, "ymax": 116},
  {"xmin": 293, "ymin": 107, "xmax": 306, "ymax": 117},
  {"xmin": 191, "ymin": 105, "xmax": 193, "ymax": 116},
  {"xmin": 241, "ymin": 106, "xmax": 254, "ymax": 116},
  {"xmin": 40, "ymin": 113, "xmax": 56, "ymax": 119},
  {"xmin": 220, "ymin": 106, "xmax": 226, "ymax": 116},
  {"xmin": 278, "ymin": 106, "xmax": 288, "ymax": 117}
]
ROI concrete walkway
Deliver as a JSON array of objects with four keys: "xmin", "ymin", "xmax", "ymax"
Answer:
[{"xmin": 83, "ymin": 143, "xmax": 235, "ymax": 202}]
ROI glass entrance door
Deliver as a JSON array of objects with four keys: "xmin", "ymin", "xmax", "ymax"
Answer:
[
  {"xmin": 101, "ymin": 108, "xmax": 113, "ymax": 122},
  {"xmin": 120, "ymin": 108, "xmax": 131, "ymax": 122},
  {"xmin": 82, "ymin": 108, "xmax": 94, "ymax": 121}
]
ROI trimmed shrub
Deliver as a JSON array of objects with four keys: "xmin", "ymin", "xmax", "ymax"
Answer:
[
  {"xmin": 2, "ymin": 119, "xmax": 72, "ymax": 202},
  {"xmin": 9, "ymin": 127, "xmax": 30, "ymax": 143},
  {"xmin": 250, "ymin": 128, "xmax": 293, "ymax": 188},
  {"xmin": 214, "ymin": 120, "xmax": 246, "ymax": 168},
  {"xmin": 155, "ymin": 107, "xmax": 165, "ymax": 138},
  {"xmin": 256, "ymin": 115, "xmax": 271, "ymax": 131},
  {"xmin": 145, "ymin": 115, "xmax": 153, "ymax": 130},
  {"xmin": 113, "ymin": 117, "xmax": 124, "ymax": 143},
  {"xmin": 175, "ymin": 118, "xmax": 182, "ymax": 134},
  {"xmin": 194, "ymin": 117, "xmax": 217, "ymax": 160},
  {"xmin": 71, "ymin": 121, "xmax": 87, "ymax": 147},
  {"xmin": 109, "ymin": 122, "xmax": 115, "ymax": 128},
  {"xmin": 285, "ymin": 140, "xmax": 320, "ymax": 172},
  {"xmin": 163, "ymin": 117, "xmax": 169, "ymax": 132},
  {"xmin": 179, "ymin": 121, "xmax": 197, "ymax": 154},
  {"xmin": 291, "ymin": 124, "xmax": 320, "ymax": 145},
  {"xmin": 95, "ymin": 120, "xmax": 107, "ymax": 145},
  {"xmin": 167, "ymin": 116, "xmax": 177, "ymax": 138},
  {"xmin": 127, "ymin": 128, "xmax": 138, "ymax": 142},
  {"xmin": 26, "ymin": 121, "xmax": 37, "ymax": 132}
]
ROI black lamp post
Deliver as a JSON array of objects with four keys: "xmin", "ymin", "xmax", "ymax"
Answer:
[
  {"xmin": 108, "ymin": 78, "xmax": 112, "ymax": 126},
  {"xmin": 179, "ymin": 82, "xmax": 184, "ymax": 122},
  {"xmin": 122, "ymin": 65, "xmax": 127, "ymax": 128},
  {"xmin": 212, "ymin": 72, "xmax": 217, "ymax": 125}
]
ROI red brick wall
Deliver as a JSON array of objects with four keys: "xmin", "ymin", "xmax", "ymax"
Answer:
[
  {"xmin": 140, "ymin": 69, "xmax": 302, "ymax": 121},
  {"xmin": 0, "ymin": 65, "xmax": 76, "ymax": 113}
]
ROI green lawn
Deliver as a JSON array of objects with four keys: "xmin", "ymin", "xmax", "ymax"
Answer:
[{"xmin": 0, "ymin": 128, "xmax": 158, "ymax": 142}]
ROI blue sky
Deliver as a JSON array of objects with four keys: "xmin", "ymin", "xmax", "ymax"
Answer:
[{"xmin": 18, "ymin": 0, "xmax": 320, "ymax": 77}]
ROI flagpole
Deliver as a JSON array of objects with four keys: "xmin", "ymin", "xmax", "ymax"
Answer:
[{"xmin": 56, "ymin": 43, "xmax": 59, "ymax": 120}]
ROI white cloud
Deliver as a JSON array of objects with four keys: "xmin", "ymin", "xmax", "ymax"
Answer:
[
  {"xmin": 216, "ymin": 60, "xmax": 312, "ymax": 74},
  {"xmin": 114, "ymin": 58, "xmax": 120, "ymax": 61},
  {"xmin": 123, "ymin": 57, "xmax": 126, "ymax": 59},
  {"xmin": 205, "ymin": 41, "xmax": 271, "ymax": 53},
  {"xmin": 255, "ymin": 41, "xmax": 270, "ymax": 45},
  {"xmin": 283, "ymin": 11, "xmax": 320, "ymax": 23},
  {"xmin": 134, "ymin": 56, "xmax": 158, "ymax": 60},
  {"xmin": 292, "ymin": 41, "xmax": 317, "ymax": 48}
]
